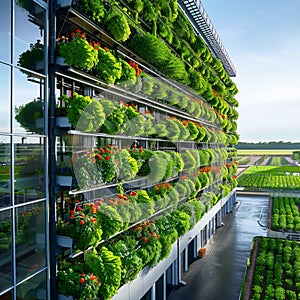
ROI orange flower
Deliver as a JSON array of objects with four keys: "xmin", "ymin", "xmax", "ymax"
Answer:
[{"xmin": 90, "ymin": 275, "xmax": 97, "ymax": 281}]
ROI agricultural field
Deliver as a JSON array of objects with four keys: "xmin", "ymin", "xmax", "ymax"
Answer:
[
  {"xmin": 271, "ymin": 196, "xmax": 300, "ymax": 231},
  {"xmin": 242, "ymin": 237, "xmax": 300, "ymax": 300},
  {"xmin": 238, "ymin": 166, "xmax": 300, "ymax": 190},
  {"xmin": 237, "ymin": 149, "xmax": 295, "ymax": 156}
]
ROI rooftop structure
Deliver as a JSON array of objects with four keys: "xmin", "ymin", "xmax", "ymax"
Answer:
[{"xmin": 178, "ymin": 0, "xmax": 237, "ymax": 77}]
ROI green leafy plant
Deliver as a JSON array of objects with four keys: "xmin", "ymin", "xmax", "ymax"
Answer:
[
  {"xmin": 121, "ymin": 103, "xmax": 145, "ymax": 136},
  {"xmin": 85, "ymin": 247, "xmax": 122, "ymax": 300},
  {"xmin": 143, "ymin": 111, "xmax": 156, "ymax": 136},
  {"xmin": 94, "ymin": 146, "xmax": 117, "ymax": 183},
  {"xmin": 16, "ymin": 0, "xmax": 35, "ymax": 11},
  {"xmin": 96, "ymin": 202, "xmax": 124, "ymax": 239},
  {"xmin": 105, "ymin": 6, "xmax": 131, "ymax": 42},
  {"xmin": 71, "ymin": 151, "xmax": 102, "ymax": 189},
  {"xmin": 77, "ymin": 0, "xmax": 106, "ymax": 23},
  {"xmin": 57, "ymin": 30, "xmax": 99, "ymax": 70},
  {"xmin": 114, "ymin": 148, "xmax": 139, "ymax": 180},
  {"xmin": 15, "ymin": 98, "xmax": 44, "ymax": 133},
  {"xmin": 57, "ymin": 202, "xmax": 103, "ymax": 250},
  {"xmin": 94, "ymin": 47, "xmax": 122, "ymax": 84},
  {"xmin": 117, "ymin": 59, "xmax": 137, "ymax": 87},
  {"xmin": 18, "ymin": 40, "xmax": 44, "ymax": 73},
  {"xmin": 128, "ymin": 33, "xmax": 189, "ymax": 83},
  {"xmin": 57, "ymin": 262, "xmax": 100, "ymax": 300},
  {"xmin": 100, "ymin": 100, "xmax": 126, "ymax": 134},
  {"xmin": 61, "ymin": 93, "xmax": 106, "ymax": 132},
  {"xmin": 107, "ymin": 237, "xmax": 143, "ymax": 283}
]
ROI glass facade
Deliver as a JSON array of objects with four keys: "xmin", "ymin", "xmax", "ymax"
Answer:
[{"xmin": 0, "ymin": 1, "xmax": 49, "ymax": 299}]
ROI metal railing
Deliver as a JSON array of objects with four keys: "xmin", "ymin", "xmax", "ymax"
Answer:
[{"xmin": 178, "ymin": 0, "xmax": 236, "ymax": 77}]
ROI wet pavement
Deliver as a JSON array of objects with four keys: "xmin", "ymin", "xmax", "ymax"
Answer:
[{"xmin": 168, "ymin": 195, "xmax": 269, "ymax": 300}]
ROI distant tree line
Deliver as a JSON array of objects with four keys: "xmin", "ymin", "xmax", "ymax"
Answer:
[{"xmin": 236, "ymin": 141, "xmax": 300, "ymax": 149}]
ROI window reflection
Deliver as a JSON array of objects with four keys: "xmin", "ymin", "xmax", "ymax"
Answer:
[
  {"xmin": 15, "ymin": 202, "xmax": 46, "ymax": 284},
  {"xmin": 0, "ymin": 209, "xmax": 12, "ymax": 293},
  {"xmin": 0, "ymin": 63, "xmax": 11, "ymax": 133},
  {"xmin": 14, "ymin": 136, "xmax": 45, "ymax": 203},
  {"xmin": 0, "ymin": 0, "xmax": 11, "ymax": 63},
  {"xmin": 14, "ymin": 1, "xmax": 45, "ymax": 75},
  {"xmin": 0, "ymin": 290, "xmax": 13, "ymax": 300},
  {"xmin": 16, "ymin": 270, "xmax": 47, "ymax": 300},
  {"xmin": 13, "ymin": 70, "xmax": 45, "ymax": 134},
  {"xmin": 0, "ymin": 136, "xmax": 11, "ymax": 209}
]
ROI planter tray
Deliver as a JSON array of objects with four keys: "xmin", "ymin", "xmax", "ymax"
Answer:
[
  {"xmin": 56, "ymin": 117, "xmax": 71, "ymax": 128},
  {"xmin": 56, "ymin": 175, "xmax": 72, "ymax": 187},
  {"xmin": 57, "ymin": 0, "xmax": 73, "ymax": 8}
]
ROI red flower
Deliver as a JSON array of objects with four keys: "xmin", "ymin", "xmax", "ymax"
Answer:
[
  {"xmin": 76, "ymin": 206, "xmax": 82, "ymax": 211},
  {"xmin": 79, "ymin": 220, "xmax": 85, "ymax": 225},
  {"xmin": 141, "ymin": 237, "xmax": 148, "ymax": 243},
  {"xmin": 80, "ymin": 278, "xmax": 85, "ymax": 284},
  {"xmin": 105, "ymin": 155, "xmax": 110, "ymax": 160},
  {"xmin": 95, "ymin": 154, "xmax": 102, "ymax": 160}
]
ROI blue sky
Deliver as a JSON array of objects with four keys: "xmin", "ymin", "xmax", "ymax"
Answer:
[{"xmin": 201, "ymin": 0, "xmax": 300, "ymax": 142}]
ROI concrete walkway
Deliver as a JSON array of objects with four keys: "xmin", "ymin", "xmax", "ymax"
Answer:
[{"xmin": 167, "ymin": 195, "xmax": 269, "ymax": 300}]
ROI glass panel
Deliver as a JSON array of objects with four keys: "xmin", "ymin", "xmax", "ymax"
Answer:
[
  {"xmin": 15, "ymin": 202, "xmax": 46, "ymax": 283},
  {"xmin": 0, "ymin": 63, "xmax": 11, "ymax": 133},
  {"xmin": 0, "ymin": 0, "xmax": 11, "ymax": 63},
  {"xmin": 0, "ymin": 290, "xmax": 13, "ymax": 300},
  {"xmin": 13, "ymin": 69, "xmax": 45, "ymax": 134},
  {"xmin": 0, "ymin": 209, "xmax": 12, "ymax": 293},
  {"xmin": 14, "ymin": 1, "xmax": 45, "ymax": 75},
  {"xmin": 17, "ymin": 270, "xmax": 47, "ymax": 300},
  {"xmin": 14, "ymin": 136, "xmax": 45, "ymax": 203},
  {"xmin": 0, "ymin": 136, "xmax": 11, "ymax": 208}
]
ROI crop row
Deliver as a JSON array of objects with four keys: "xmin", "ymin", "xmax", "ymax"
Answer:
[
  {"xmin": 271, "ymin": 196, "xmax": 300, "ymax": 231},
  {"xmin": 246, "ymin": 237, "xmax": 300, "ymax": 300},
  {"xmin": 238, "ymin": 174, "xmax": 300, "ymax": 190}
]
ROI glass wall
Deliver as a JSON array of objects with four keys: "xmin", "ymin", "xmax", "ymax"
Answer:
[{"xmin": 0, "ymin": 0, "xmax": 49, "ymax": 299}]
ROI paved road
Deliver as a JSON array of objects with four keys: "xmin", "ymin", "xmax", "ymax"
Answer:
[{"xmin": 168, "ymin": 195, "xmax": 269, "ymax": 300}]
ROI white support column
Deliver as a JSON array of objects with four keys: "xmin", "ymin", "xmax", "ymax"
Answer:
[
  {"xmin": 172, "ymin": 260, "xmax": 179, "ymax": 286},
  {"xmin": 151, "ymin": 283, "xmax": 156, "ymax": 300},
  {"xmin": 163, "ymin": 272, "xmax": 167, "ymax": 300},
  {"xmin": 184, "ymin": 247, "xmax": 188, "ymax": 272}
]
